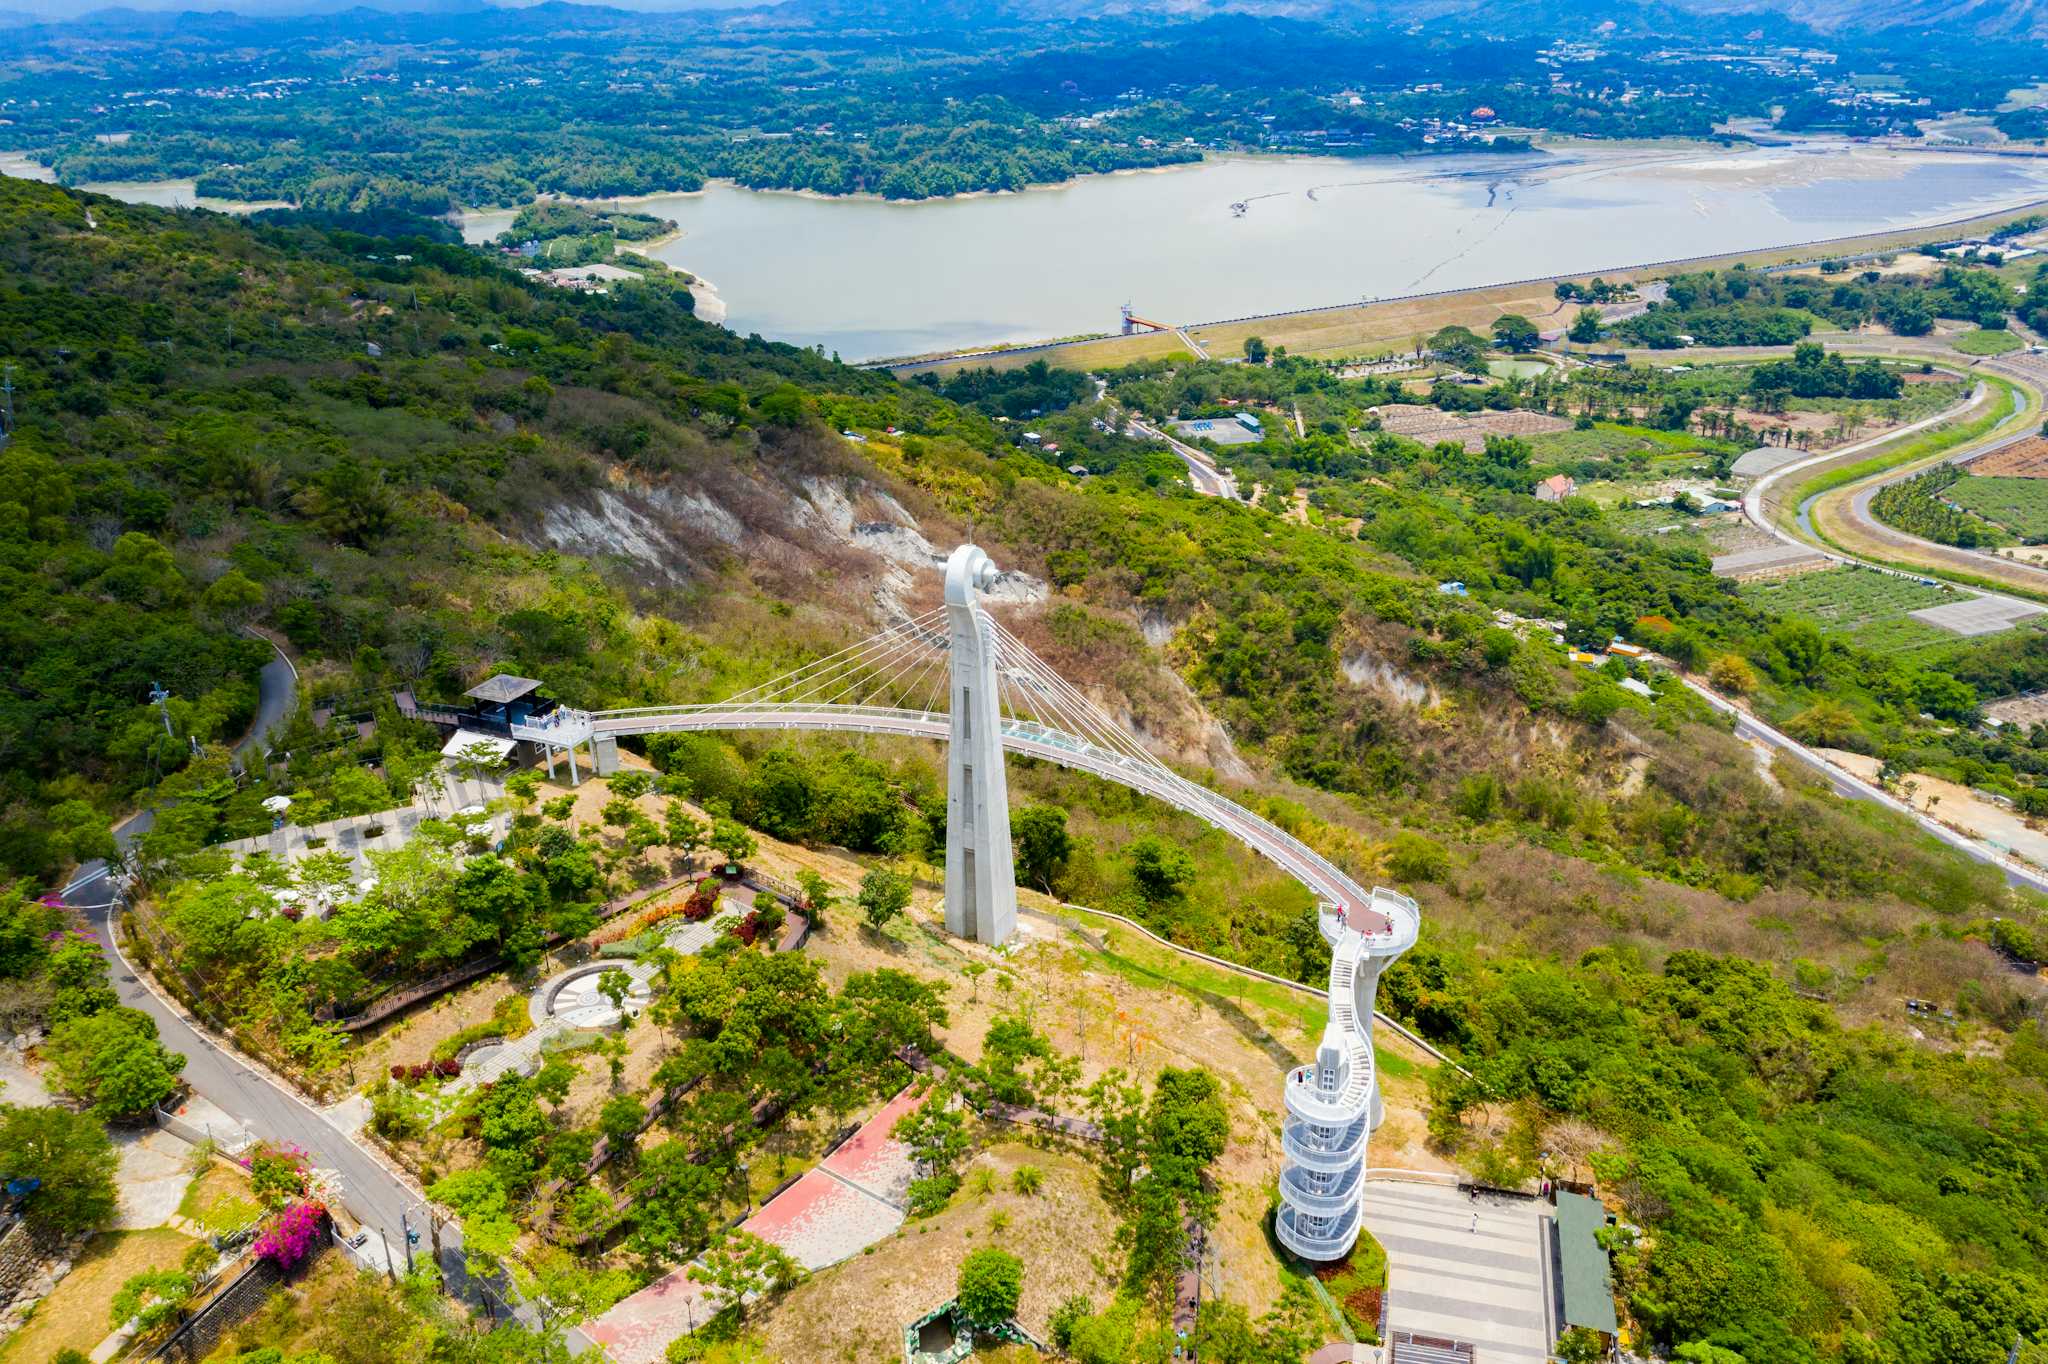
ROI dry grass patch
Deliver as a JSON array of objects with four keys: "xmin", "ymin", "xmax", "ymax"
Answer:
[
  {"xmin": 208, "ymin": 1252, "xmax": 396, "ymax": 1360},
  {"xmin": 350, "ymin": 975, "xmax": 528, "ymax": 1081},
  {"xmin": 0, "ymin": 1227, "xmax": 201, "ymax": 1364},
  {"xmin": 806, "ymin": 899, "xmax": 1448, "ymax": 1318},
  {"xmin": 751, "ymin": 1140, "xmax": 1118, "ymax": 1363},
  {"xmin": 180, "ymin": 1163, "xmax": 261, "ymax": 1237}
]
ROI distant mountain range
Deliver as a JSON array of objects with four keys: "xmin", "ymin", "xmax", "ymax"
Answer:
[
  {"xmin": 3, "ymin": 0, "xmax": 2042, "ymax": 40},
  {"xmin": 0, "ymin": 0, "xmax": 758, "ymax": 17},
  {"xmin": 1670, "ymin": 0, "xmax": 2046, "ymax": 40}
]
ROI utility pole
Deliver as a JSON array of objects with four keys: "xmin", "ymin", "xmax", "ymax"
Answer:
[{"xmin": 0, "ymin": 364, "xmax": 14, "ymax": 446}]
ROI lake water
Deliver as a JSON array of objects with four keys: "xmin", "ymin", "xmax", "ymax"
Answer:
[
  {"xmin": 483, "ymin": 145, "xmax": 2048, "ymax": 361},
  {"xmin": 15, "ymin": 142, "xmax": 2048, "ymax": 362}
]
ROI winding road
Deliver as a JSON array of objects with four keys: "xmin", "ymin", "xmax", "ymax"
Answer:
[
  {"xmin": 1128, "ymin": 417, "xmax": 1241, "ymax": 498},
  {"xmin": 57, "ymin": 629, "xmax": 545, "ymax": 1337},
  {"xmin": 1698, "ymin": 332, "xmax": 2048, "ymax": 895}
]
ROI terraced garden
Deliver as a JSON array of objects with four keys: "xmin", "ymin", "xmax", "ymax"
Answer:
[
  {"xmin": 1946, "ymin": 474, "xmax": 2048, "ymax": 539},
  {"xmin": 1740, "ymin": 567, "xmax": 1962, "ymax": 654}
]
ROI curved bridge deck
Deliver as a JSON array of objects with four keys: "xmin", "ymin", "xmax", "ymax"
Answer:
[{"xmin": 589, "ymin": 702, "xmax": 1417, "ymax": 950}]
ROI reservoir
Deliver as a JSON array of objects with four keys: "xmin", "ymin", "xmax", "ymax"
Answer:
[
  {"xmin": 487, "ymin": 144, "xmax": 2048, "ymax": 363},
  {"xmin": 16, "ymin": 142, "xmax": 2048, "ymax": 364}
]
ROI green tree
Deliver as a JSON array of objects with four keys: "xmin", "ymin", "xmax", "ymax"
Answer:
[
  {"xmin": 687, "ymin": 1230, "xmax": 802, "ymax": 1322},
  {"xmin": 428, "ymin": 1167, "xmax": 519, "ymax": 1263},
  {"xmin": 893, "ymin": 1086, "xmax": 969, "ymax": 1214},
  {"xmin": 599, "ymin": 1094, "xmax": 646, "ymax": 1154},
  {"xmin": 1011, "ymin": 805, "xmax": 1072, "ymax": 893},
  {"xmin": 1492, "ymin": 314, "xmax": 1541, "ymax": 352},
  {"xmin": 794, "ymin": 869, "xmax": 832, "ymax": 926},
  {"xmin": 110, "ymin": 1267, "xmax": 195, "ymax": 1334},
  {"xmin": 957, "ymin": 1246, "xmax": 1023, "ymax": 1326},
  {"xmin": 1785, "ymin": 699, "xmax": 1860, "ymax": 748},
  {"xmin": 1569, "ymin": 308, "xmax": 1604, "ymax": 344},
  {"xmin": 1428, "ymin": 325, "xmax": 1488, "ymax": 369},
  {"xmin": 596, "ymin": 967, "xmax": 636, "ymax": 1020},
  {"xmin": 1242, "ymin": 336, "xmax": 1268, "ymax": 365},
  {"xmin": 0, "ymin": 886, "xmax": 61, "ymax": 979},
  {"xmin": 665, "ymin": 803, "xmax": 706, "ymax": 861},
  {"xmin": 1127, "ymin": 836, "xmax": 1194, "ymax": 904},
  {"xmin": 628, "ymin": 1141, "xmax": 720, "ymax": 1264},
  {"xmin": 469, "ymin": 1074, "xmax": 550, "ymax": 1187},
  {"xmin": 201, "ymin": 569, "xmax": 265, "ymax": 627},
  {"xmin": 1557, "ymin": 1327, "xmax": 1607, "ymax": 1364},
  {"xmin": 43, "ymin": 1007, "xmax": 187, "ymax": 1119},
  {"xmin": 857, "ymin": 867, "xmax": 912, "ymax": 932},
  {"xmin": 708, "ymin": 818, "xmax": 756, "ymax": 868},
  {"xmin": 0, "ymin": 1105, "xmax": 118, "ymax": 1234}
]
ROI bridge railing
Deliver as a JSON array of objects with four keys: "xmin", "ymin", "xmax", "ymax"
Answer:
[
  {"xmin": 592, "ymin": 703, "xmax": 943, "ymax": 730},
  {"xmin": 586, "ymin": 701, "xmax": 1417, "ymax": 951}
]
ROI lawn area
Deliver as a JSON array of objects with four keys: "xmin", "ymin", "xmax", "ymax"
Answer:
[
  {"xmin": 207, "ymin": 1249, "xmax": 378, "ymax": 1360},
  {"xmin": 1953, "ymin": 328, "xmax": 2024, "ymax": 356},
  {"xmin": 0, "ymin": 1227, "xmax": 202, "ymax": 1363},
  {"xmin": 1526, "ymin": 423, "xmax": 1724, "ymax": 464},
  {"xmin": 1740, "ymin": 567, "xmax": 1961, "ymax": 654},
  {"xmin": 1947, "ymin": 474, "xmax": 2048, "ymax": 539},
  {"xmin": 1313, "ymin": 1227, "xmax": 1388, "ymax": 1341},
  {"xmin": 179, "ymin": 1163, "xmax": 261, "ymax": 1237}
]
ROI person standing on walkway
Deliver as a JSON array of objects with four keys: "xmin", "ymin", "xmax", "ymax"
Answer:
[{"xmin": 1470, "ymin": 1212, "xmax": 1478, "ymax": 1234}]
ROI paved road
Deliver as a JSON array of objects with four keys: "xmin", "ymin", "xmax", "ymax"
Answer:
[
  {"xmin": 1129, "ymin": 418, "xmax": 1240, "ymax": 498},
  {"xmin": 236, "ymin": 631, "xmax": 299, "ymax": 768},
  {"xmin": 1677, "ymin": 676, "xmax": 2048, "ymax": 896},
  {"xmin": 61, "ymin": 865, "xmax": 557, "ymax": 1335},
  {"xmin": 63, "ymin": 870, "xmax": 420, "ymax": 1242},
  {"xmin": 1731, "ymin": 343, "xmax": 2048, "ymax": 605},
  {"xmin": 1700, "ymin": 335, "xmax": 2048, "ymax": 895},
  {"xmin": 86, "ymin": 630, "xmax": 302, "ymax": 865}
]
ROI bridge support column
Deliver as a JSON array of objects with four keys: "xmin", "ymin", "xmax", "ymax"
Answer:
[
  {"xmin": 591, "ymin": 734, "xmax": 620, "ymax": 777},
  {"xmin": 943, "ymin": 545, "xmax": 1018, "ymax": 948}
]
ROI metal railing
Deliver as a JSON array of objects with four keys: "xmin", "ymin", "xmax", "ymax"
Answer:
[{"xmin": 589, "ymin": 701, "xmax": 1420, "ymax": 951}]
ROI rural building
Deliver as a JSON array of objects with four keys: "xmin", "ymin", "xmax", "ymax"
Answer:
[
  {"xmin": 1535, "ymin": 474, "xmax": 1577, "ymax": 501},
  {"xmin": 1553, "ymin": 1192, "xmax": 1620, "ymax": 1349}
]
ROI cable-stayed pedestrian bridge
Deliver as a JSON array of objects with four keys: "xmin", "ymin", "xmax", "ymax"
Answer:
[
  {"xmin": 503, "ymin": 543, "xmax": 1404, "ymax": 952},
  {"xmin": 431, "ymin": 544, "xmax": 1420, "ymax": 1263},
  {"xmin": 582, "ymin": 699, "xmax": 1391, "ymax": 934}
]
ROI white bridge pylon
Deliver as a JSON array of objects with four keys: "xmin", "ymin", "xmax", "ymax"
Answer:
[{"xmin": 575, "ymin": 545, "xmax": 1417, "ymax": 966}]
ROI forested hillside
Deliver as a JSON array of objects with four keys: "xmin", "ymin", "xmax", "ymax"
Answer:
[{"xmin": 4, "ymin": 178, "xmax": 2047, "ymax": 1363}]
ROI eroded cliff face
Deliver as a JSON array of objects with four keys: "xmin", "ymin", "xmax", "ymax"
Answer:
[{"xmin": 519, "ymin": 455, "xmax": 1261, "ymax": 776}]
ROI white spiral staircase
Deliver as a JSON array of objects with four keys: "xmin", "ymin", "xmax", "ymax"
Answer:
[{"xmin": 1276, "ymin": 886, "xmax": 1420, "ymax": 1263}]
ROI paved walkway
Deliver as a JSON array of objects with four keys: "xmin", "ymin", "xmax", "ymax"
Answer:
[
  {"xmin": 454, "ymin": 904, "xmax": 742, "ymax": 1091},
  {"xmin": 1360, "ymin": 1180, "xmax": 1552, "ymax": 1364},
  {"xmin": 216, "ymin": 771, "xmax": 508, "ymax": 884}
]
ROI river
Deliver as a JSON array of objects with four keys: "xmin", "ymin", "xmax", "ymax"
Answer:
[{"xmin": 14, "ymin": 142, "xmax": 2048, "ymax": 362}]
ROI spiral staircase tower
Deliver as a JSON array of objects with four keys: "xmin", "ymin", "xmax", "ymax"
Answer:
[{"xmin": 1276, "ymin": 886, "xmax": 1421, "ymax": 1263}]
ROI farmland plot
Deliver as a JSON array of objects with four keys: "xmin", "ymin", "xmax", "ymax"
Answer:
[{"xmin": 1741, "ymin": 567, "xmax": 1962, "ymax": 653}]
